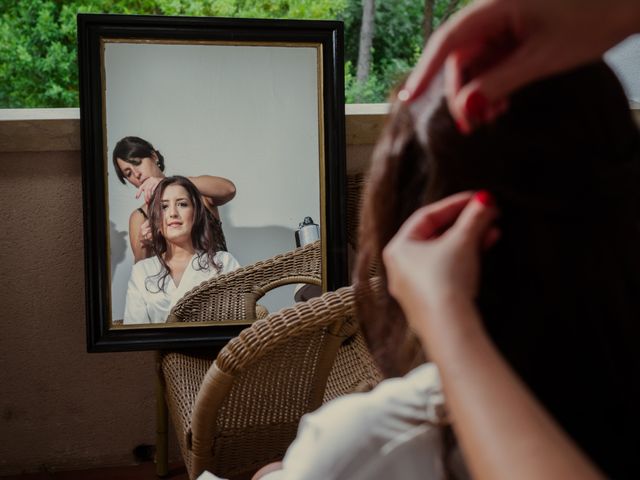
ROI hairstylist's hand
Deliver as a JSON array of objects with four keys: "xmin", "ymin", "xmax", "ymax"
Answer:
[
  {"xmin": 138, "ymin": 219, "xmax": 152, "ymax": 249},
  {"xmin": 136, "ymin": 176, "xmax": 163, "ymax": 204},
  {"xmin": 383, "ymin": 191, "xmax": 498, "ymax": 337},
  {"xmin": 401, "ymin": 0, "xmax": 640, "ymax": 130}
]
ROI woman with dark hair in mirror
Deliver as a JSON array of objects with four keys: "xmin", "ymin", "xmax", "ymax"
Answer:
[
  {"xmin": 113, "ymin": 136, "xmax": 236, "ymax": 263},
  {"xmin": 248, "ymin": 61, "xmax": 639, "ymax": 480},
  {"xmin": 123, "ymin": 176, "xmax": 240, "ymax": 324}
]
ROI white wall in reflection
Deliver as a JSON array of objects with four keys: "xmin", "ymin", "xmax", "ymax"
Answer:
[{"xmin": 105, "ymin": 42, "xmax": 321, "ymax": 321}]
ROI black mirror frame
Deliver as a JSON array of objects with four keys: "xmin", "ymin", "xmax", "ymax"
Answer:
[{"xmin": 78, "ymin": 13, "xmax": 347, "ymax": 352}]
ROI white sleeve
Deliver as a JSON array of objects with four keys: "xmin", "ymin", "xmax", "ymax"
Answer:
[
  {"xmin": 219, "ymin": 252, "xmax": 241, "ymax": 273},
  {"xmin": 196, "ymin": 471, "xmax": 227, "ymax": 480},
  {"xmin": 123, "ymin": 266, "xmax": 150, "ymax": 324},
  {"xmin": 263, "ymin": 363, "xmax": 447, "ymax": 480},
  {"xmin": 271, "ymin": 393, "xmax": 379, "ymax": 480}
]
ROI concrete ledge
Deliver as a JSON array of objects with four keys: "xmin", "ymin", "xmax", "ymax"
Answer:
[
  {"xmin": 0, "ymin": 105, "xmax": 390, "ymax": 153},
  {"xmin": 1, "ymin": 104, "xmax": 638, "ymax": 153},
  {"xmin": 0, "ymin": 109, "xmax": 81, "ymax": 152},
  {"xmin": 345, "ymin": 103, "xmax": 389, "ymax": 145}
]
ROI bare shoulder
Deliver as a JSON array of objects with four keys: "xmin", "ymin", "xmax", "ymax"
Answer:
[{"xmin": 129, "ymin": 207, "xmax": 147, "ymax": 227}]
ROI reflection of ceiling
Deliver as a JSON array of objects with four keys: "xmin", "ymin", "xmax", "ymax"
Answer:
[{"xmin": 606, "ymin": 34, "xmax": 640, "ymax": 104}]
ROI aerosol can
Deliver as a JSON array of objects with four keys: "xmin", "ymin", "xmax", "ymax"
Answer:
[{"xmin": 295, "ymin": 216, "xmax": 320, "ymax": 247}]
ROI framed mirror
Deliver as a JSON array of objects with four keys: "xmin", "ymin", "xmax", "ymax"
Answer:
[{"xmin": 78, "ymin": 14, "xmax": 347, "ymax": 352}]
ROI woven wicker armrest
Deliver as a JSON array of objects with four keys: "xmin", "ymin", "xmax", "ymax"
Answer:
[
  {"xmin": 162, "ymin": 280, "xmax": 382, "ymax": 479},
  {"xmin": 167, "ymin": 240, "xmax": 321, "ymax": 323},
  {"xmin": 213, "ymin": 283, "xmax": 358, "ymax": 375},
  {"xmin": 186, "ymin": 284, "xmax": 356, "ymax": 478},
  {"xmin": 347, "ymin": 172, "xmax": 366, "ymax": 250}
]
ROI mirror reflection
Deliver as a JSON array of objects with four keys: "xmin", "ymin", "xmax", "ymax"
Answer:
[{"xmin": 105, "ymin": 41, "xmax": 322, "ymax": 326}]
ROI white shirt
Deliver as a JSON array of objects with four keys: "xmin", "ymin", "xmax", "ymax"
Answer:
[
  {"xmin": 195, "ymin": 364, "xmax": 470, "ymax": 480},
  {"xmin": 123, "ymin": 251, "xmax": 240, "ymax": 324}
]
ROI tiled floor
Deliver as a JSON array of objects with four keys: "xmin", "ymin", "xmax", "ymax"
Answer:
[{"xmin": 0, "ymin": 463, "xmax": 188, "ymax": 480}]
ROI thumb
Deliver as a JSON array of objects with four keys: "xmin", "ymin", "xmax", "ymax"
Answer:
[{"xmin": 451, "ymin": 190, "xmax": 498, "ymax": 246}]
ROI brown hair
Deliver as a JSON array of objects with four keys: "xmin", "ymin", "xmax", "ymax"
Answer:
[
  {"xmin": 146, "ymin": 176, "xmax": 226, "ymax": 292},
  {"xmin": 355, "ymin": 62, "xmax": 640, "ymax": 477}
]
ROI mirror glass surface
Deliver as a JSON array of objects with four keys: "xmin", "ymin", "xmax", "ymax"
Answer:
[
  {"xmin": 104, "ymin": 40, "xmax": 322, "ymax": 326},
  {"xmin": 79, "ymin": 14, "xmax": 346, "ymax": 351}
]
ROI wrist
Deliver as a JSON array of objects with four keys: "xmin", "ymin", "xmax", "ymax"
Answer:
[
  {"xmin": 424, "ymin": 287, "xmax": 476, "ymax": 325},
  {"xmin": 404, "ymin": 287, "xmax": 482, "ymax": 345}
]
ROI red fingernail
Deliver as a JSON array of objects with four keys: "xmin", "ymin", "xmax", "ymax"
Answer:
[
  {"xmin": 474, "ymin": 190, "xmax": 494, "ymax": 207},
  {"xmin": 465, "ymin": 90, "xmax": 489, "ymax": 123},
  {"xmin": 455, "ymin": 118, "xmax": 469, "ymax": 134}
]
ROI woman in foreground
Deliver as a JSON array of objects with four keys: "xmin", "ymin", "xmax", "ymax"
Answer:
[
  {"xmin": 123, "ymin": 176, "xmax": 239, "ymax": 324},
  {"xmin": 112, "ymin": 136, "xmax": 236, "ymax": 262},
  {"xmin": 242, "ymin": 2, "xmax": 640, "ymax": 477},
  {"xmin": 355, "ymin": 58, "xmax": 640, "ymax": 477},
  {"xmin": 247, "ymin": 61, "xmax": 640, "ymax": 480}
]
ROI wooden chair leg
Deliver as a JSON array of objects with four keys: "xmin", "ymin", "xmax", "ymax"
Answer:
[{"xmin": 156, "ymin": 352, "xmax": 169, "ymax": 477}]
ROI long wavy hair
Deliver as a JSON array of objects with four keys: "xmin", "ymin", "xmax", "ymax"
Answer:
[
  {"xmin": 146, "ymin": 176, "xmax": 225, "ymax": 292},
  {"xmin": 355, "ymin": 61, "xmax": 640, "ymax": 477}
]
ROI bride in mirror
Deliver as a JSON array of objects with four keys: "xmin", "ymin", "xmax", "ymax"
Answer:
[
  {"xmin": 123, "ymin": 176, "xmax": 240, "ymax": 324},
  {"xmin": 112, "ymin": 136, "xmax": 236, "ymax": 263}
]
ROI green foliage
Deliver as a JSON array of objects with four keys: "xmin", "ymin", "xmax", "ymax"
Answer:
[
  {"xmin": 0, "ymin": 0, "xmax": 466, "ymax": 107},
  {"xmin": 344, "ymin": 60, "xmax": 385, "ymax": 103},
  {"xmin": 2, "ymin": 1, "xmax": 71, "ymax": 107},
  {"xmin": 342, "ymin": 0, "xmax": 466, "ymax": 103},
  {"xmin": 0, "ymin": 0, "xmax": 146, "ymax": 107},
  {"xmin": 0, "ymin": 0, "xmax": 345, "ymax": 107},
  {"xmin": 228, "ymin": 0, "xmax": 346, "ymax": 19}
]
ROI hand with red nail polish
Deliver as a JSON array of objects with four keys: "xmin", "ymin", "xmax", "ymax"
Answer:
[
  {"xmin": 383, "ymin": 191, "xmax": 499, "ymax": 325},
  {"xmin": 464, "ymin": 90, "xmax": 489, "ymax": 124},
  {"xmin": 399, "ymin": 0, "xmax": 640, "ymax": 130}
]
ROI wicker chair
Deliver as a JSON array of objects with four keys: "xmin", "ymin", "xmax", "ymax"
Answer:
[
  {"xmin": 158, "ymin": 173, "xmax": 377, "ymax": 478},
  {"xmin": 167, "ymin": 240, "xmax": 322, "ymax": 323},
  {"xmin": 346, "ymin": 172, "xmax": 366, "ymax": 251},
  {"xmin": 162, "ymin": 282, "xmax": 382, "ymax": 479}
]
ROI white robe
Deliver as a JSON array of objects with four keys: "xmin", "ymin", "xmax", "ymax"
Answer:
[
  {"xmin": 123, "ymin": 251, "xmax": 240, "ymax": 324},
  {"xmin": 197, "ymin": 363, "xmax": 469, "ymax": 480}
]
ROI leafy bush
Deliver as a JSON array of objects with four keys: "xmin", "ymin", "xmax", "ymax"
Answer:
[
  {"xmin": 0, "ymin": 0, "xmax": 345, "ymax": 107},
  {"xmin": 0, "ymin": 0, "xmax": 464, "ymax": 107}
]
